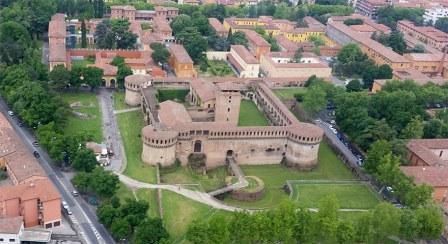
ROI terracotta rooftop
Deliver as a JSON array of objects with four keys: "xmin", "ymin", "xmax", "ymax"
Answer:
[
  {"xmin": 230, "ymin": 45, "xmax": 259, "ymax": 64},
  {"xmin": 110, "ymin": 5, "xmax": 136, "ymax": 11},
  {"xmin": 303, "ymin": 16, "xmax": 325, "ymax": 29},
  {"xmin": 401, "ymin": 166, "xmax": 448, "ymax": 187},
  {"xmin": 276, "ymin": 35, "xmax": 300, "ymax": 52},
  {"xmin": 0, "ymin": 216, "xmax": 23, "ymax": 234},
  {"xmin": 158, "ymin": 101, "xmax": 192, "ymax": 127},
  {"xmin": 0, "ymin": 179, "xmax": 60, "ymax": 202},
  {"xmin": 168, "ymin": 44, "xmax": 193, "ymax": 64},
  {"xmin": 0, "ymin": 127, "xmax": 18, "ymax": 158},
  {"xmin": 350, "ymin": 24, "xmax": 377, "ymax": 33},
  {"xmin": 398, "ymin": 20, "xmax": 448, "ymax": 43},
  {"xmin": 405, "ymin": 53, "xmax": 444, "ymax": 62},
  {"xmin": 153, "ymin": 16, "xmax": 172, "ymax": 33},
  {"xmin": 327, "ymin": 20, "xmax": 410, "ymax": 63},
  {"xmin": 208, "ymin": 18, "xmax": 227, "ymax": 34},
  {"xmin": 407, "ymin": 139, "xmax": 448, "ymax": 166},
  {"xmin": 243, "ymin": 30, "xmax": 271, "ymax": 47},
  {"xmin": 5, "ymin": 149, "xmax": 47, "ymax": 184},
  {"xmin": 90, "ymin": 61, "xmax": 118, "ymax": 76},
  {"xmin": 190, "ymin": 79, "xmax": 217, "ymax": 102},
  {"xmin": 48, "ymin": 14, "xmax": 66, "ymax": 38}
]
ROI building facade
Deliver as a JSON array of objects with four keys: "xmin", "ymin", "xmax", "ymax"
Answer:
[
  {"xmin": 227, "ymin": 45, "xmax": 260, "ymax": 78},
  {"xmin": 424, "ymin": 6, "xmax": 448, "ymax": 24},
  {"xmin": 168, "ymin": 44, "xmax": 197, "ymax": 78},
  {"xmin": 397, "ymin": 20, "xmax": 448, "ymax": 51}
]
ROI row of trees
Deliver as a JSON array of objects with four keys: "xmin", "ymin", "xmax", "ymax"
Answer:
[
  {"xmin": 377, "ymin": 6, "xmax": 425, "ymax": 29},
  {"xmin": 333, "ymin": 44, "xmax": 393, "ymax": 89},
  {"xmin": 49, "ymin": 65, "xmax": 104, "ymax": 90},
  {"xmin": 186, "ymin": 198, "xmax": 443, "ymax": 244},
  {"xmin": 56, "ymin": 0, "xmax": 105, "ymax": 19},
  {"xmin": 97, "ymin": 197, "xmax": 168, "ymax": 243}
]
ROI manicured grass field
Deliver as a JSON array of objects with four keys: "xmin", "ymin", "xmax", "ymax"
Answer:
[
  {"xmin": 162, "ymin": 190, "xmax": 231, "ymax": 242},
  {"xmin": 113, "ymin": 92, "xmax": 131, "ymax": 111},
  {"xmin": 273, "ymin": 88, "xmax": 306, "ymax": 100},
  {"xmin": 136, "ymin": 189, "xmax": 160, "ymax": 218},
  {"xmin": 116, "ymin": 110, "xmax": 157, "ymax": 183},
  {"xmin": 160, "ymin": 166, "xmax": 228, "ymax": 192},
  {"xmin": 291, "ymin": 183, "xmax": 380, "ymax": 209},
  {"xmin": 61, "ymin": 92, "xmax": 102, "ymax": 142},
  {"xmin": 71, "ymin": 57, "xmax": 94, "ymax": 67},
  {"xmin": 223, "ymin": 142, "xmax": 367, "ymax": 208},
  {"xmin": 238, "ymin": 100, "xmax": 269, "ymax": 126},
  {"xmin": 157, "ymin": 89, "xmax": 189, "ymax": 103}
]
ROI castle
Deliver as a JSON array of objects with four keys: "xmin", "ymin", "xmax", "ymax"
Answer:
[{"xmin": 124, "ymin": 75, "xmax": 324, "ymax": 169}]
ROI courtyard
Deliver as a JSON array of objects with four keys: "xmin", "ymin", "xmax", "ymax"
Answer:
[{"xmin": 238, "ymin": 100, "xmax": 269, "ymax": 126}]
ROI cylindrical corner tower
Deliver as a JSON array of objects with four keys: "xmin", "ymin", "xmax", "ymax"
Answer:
[
  {"xmin": 124, "ymin": 74, "xmax": 152, "ymax": 106},
  {"xmin": 285, "ymin": 124, "xmax": 323, "ymax": 170},
  {"xmin": 141, "ymin": 125, "xmax": 178, "ymax": 167}
]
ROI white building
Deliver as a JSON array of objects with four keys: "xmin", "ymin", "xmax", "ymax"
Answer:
[
  {"xmin": 227, "ymin": 45, "xmax": 260, "ymax": 78},
  {"xmin": 424, "ymin": 7, "xmax": 448, "ymax": 25}
]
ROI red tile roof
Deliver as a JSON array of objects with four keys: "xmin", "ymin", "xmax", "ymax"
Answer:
[
  {"xmin": 0, "ymin": 179, "xmax": 60, "ymax": 202},
  {"xmin": 208, "ymin": 18, "xmax": 227, "ymax": 34},
  {"xmin": 407, "ymin": 139, "xmax": 448, "ymax": 166},
  {"xmin": 168, "ymin": 44, "xmax": 193, "ymax": 64},
  {"xmin": 401, "ymin": 166, "xmax": 448, "ymax": 187},
  {"xmin": 230, "ymin": 45, "xmax": 259, "ymax": 64},
  {"xmin": 243, "ymin": 30, "xmax": 271, "ymax": 47}
]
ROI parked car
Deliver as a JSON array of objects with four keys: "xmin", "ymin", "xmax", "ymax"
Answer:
[
  {"xmin": 62, "ymin": 201, "xmax": 69, "ymax": 210},
  {"xmin": 33, "ymin": 151, "xmax": 40, "ymax": 158},
  {"xmin": 33, "ymin": 141, "xmax": 39, "ymax": 147},
  {"xmin": 72, "ymin": 190, "xmax": 79, "ymax": 197},
  {"xmin": 66, "ymin": 208, "xmax": 72, "ymax": 215},
  {"xmin": 7, "ymin": 111, "xmax": 14, "ymax": 116}
]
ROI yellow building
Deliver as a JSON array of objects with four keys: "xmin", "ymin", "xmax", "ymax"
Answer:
[{"xmin": 223, "ymin": 17, "xmax": 334, "ymax": 44}]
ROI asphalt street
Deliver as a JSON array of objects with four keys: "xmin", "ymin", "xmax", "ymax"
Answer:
[{"xmin": 0, "ymin": 97, "xmax": 114, "ymax": 244}]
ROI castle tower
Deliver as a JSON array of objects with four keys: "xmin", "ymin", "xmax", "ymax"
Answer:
[
  {"xmin": 141, "ymin": 126, "xmax": 178, "ymax": 167},
  {"xmin": 124, "ymin": 74, "xmax": 152, "ymax": 106},
  {"xmin": 214, "ymin": 83, "xmax": 242, "ymax": 125}
]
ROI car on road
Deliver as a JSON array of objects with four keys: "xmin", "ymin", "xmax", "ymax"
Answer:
[
  {"xmin": 33, "ymin": 141, "xmax": 39, "ymax": 147},
  {"xmin": 72, "ymin": 190, "xmax": 79, "ymax": 197},
  {"xmin": 62, "ymin": 201, "xmax": 69, "ymax": 210},
  {"xmin": 33, "ymin": 151, "xmax": 40, "ymax": 158},
  {"xmin": 66, "ymin": 208, "xmax": 72, "ymax": 215},
  {"xmin": 18, "ymin": 121, "xmax": 24, "ymax": 127},
  {"xmin": 7, "ymin": 111, "xmax": 14, "ymax": 116},
  {"xmin": 330, "ymin": 120, "xmax": 336, "ymax": 125}
]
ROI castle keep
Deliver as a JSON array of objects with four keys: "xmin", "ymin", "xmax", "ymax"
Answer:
[{"xmin": 124, "ymin": 75, "xmax": 324, "ymax": 169}]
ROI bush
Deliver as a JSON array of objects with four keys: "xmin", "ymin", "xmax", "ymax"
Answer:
[{"xmin": 188, "ymin": 153, "xmax": 206, "ymax": 170}]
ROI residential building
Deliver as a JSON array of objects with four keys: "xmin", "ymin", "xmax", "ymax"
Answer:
[
  {"xmin": 227, "ymin": 45, "xmax": 260, "ymax": 78},
  {"xmin": 404, "ymin": 53, "xmax": 447, "ymax": 75},
  {"xmin": 355, "ymin": 0, "xmax": 390, "ymax": 18},
  {"xmin": 0, "ymin": 179, "xmax": 61, "ymax": 229},
  {"xmin": 400, "ymin": 139, "xmax": 448, "ymax": 203},
  {"xmin": 168, "ymin": 44, "xmax": 197, "ymax": 78},
  {"xmin": 189, "ymin": 79, "xmax": 218, "ymax": 109},
  {"xmin": 397, "ymin": 20, "xmax": 448, "ymax": 51},
  {"xmin": 326, "ymin": 17, "xmax": 412, "ymax": 70},
  {"xmin": 110, "ymin": 5, "xmax": 178, "ymax": 21},
  {"xmin": 260, "ymin": 52, "xmax": 331, "ymax": 80},
  {"xmin": 424, "ymin": 6, "xmax": 448, "ymax": 24},
  {"xmin": 208, "ymin": 18, "xmax": 228, "ymax": 37},
  {"xmin": 243, "ymin": 30, "xmax": 271, "ymax": 60},
  {"xmin": 372, "ymin": 68, "xmax": 447, "ymax": 92}
]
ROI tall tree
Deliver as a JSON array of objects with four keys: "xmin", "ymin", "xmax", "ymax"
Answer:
[
  {"xmin": 133, "ymin": 218, "xmax": 169, "ymax": 244},
  {"xmin": 171, "ymin": 14, "xmax": 192, "ymax": 35},
  {"xmin": 365, "ymin": 140, "xmax": 391, "ymax": 173},
  {"xmin": 48, "ymin": 65, "xmax": 71, "ymax": 90},
  {"xmin": 0, "ymin": 21, "xmax": 32, "ymax": 65},
  {"xmin": 81, "ymin": 19, "xmax": 87, "ymax": 48},
  {"xmin": 176, "ymin": 27, "xmax": 207, "ymax": 64}
]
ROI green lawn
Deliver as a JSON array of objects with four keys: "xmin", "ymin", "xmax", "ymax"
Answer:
[
  {"xmin": 136, "ymin": 189, "xmax": 160, "ymax": 218},
  {"xmin": 160, "ymin": 166, "xmax": 228, "ymax": 192},
  {"xmin": 223, "ymin": 142, "xmax": 359, "ymax": 208},
  {"xmin": 62, "ymin": 92, "xmax": 102, "ymax": 142},
  {"xmin": 162, "ymin": 190, "xmax": 231, "ymax": 242},
  {"xmin": 238, "ymin": 100, "xmax": 269, "ymax": 126},
  {"xmin": 273, "ymin": 88, "xmax": 306, "ymax": 100},
  {"xmin": 200, "ymin": 60, "xmax": 234, "ymax": 77},
  {"xmin": 292, "ymin": 183, "xmax": 380, "ymax": 209},
  {"xmin": 116, "ymin": 182, "xmax": 135, "ymax": 204},
  {"xmin": 113, "ymin": 92, "xmax": 132, "ymax": 110},
  {"xmin": 157, "ymin": 89, "xmax": 189, "ymax": 103},
  {"xmin": 116, "ymin": 110, "xmax": 157, "ymax": 183},
  {"xmin": 71, "ymin": 57, "xmax": 95, "ymax": 67}
]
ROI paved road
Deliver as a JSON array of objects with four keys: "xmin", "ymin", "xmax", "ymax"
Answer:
[
  {"xmin": 42, "ymin": 42, "xmax": 49, "ymax": 65},
  {"xmin": 99, "ymin": 89, "xmax": 125, "ymax": 173},
  {"xmin": 0, "ymin": 97, "xmax": 114, "ymax": 244}
]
